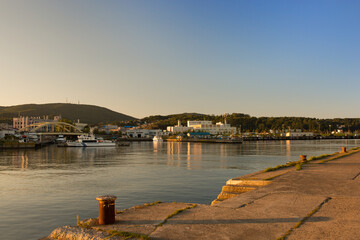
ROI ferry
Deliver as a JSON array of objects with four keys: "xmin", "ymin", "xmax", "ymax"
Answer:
[{"xmin": 65, "ymin": 134, "xmax": 116, "ymax": 147}]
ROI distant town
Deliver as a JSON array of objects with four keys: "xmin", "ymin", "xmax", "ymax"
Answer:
[{"xmin": 1, "ymin": 111, "xmax": 360, "ymax": 148}]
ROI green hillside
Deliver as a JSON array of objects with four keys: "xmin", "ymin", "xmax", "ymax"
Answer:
[{"xmin": 0, "ymin": 103, "xmax": 136, "ymax": 124}]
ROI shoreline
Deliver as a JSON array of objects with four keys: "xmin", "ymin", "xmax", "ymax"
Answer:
[
  {"xmin": 44, "ymin": 147, "xmax": 360, "ymax": 239},
  {"xmin": 116, "ymin": 135, "xmax": 360, "ymax": 143}
]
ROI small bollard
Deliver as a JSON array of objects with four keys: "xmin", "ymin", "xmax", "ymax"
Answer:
[
  {"xmin": 342, "ymin": 147, "xmax": 347, "ymax": 153},
  {"xmin": 300, "ymin": 155, "xmax": 307, "ymax": 163},
  {"xmin": 96, "ymin": 195, "xmax": 117, "ymax": 225}
]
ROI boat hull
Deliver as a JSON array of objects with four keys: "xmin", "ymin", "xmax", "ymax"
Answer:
[
  {"xmin": 84, "ymin": 142, "xmax": 116, "ymax": 147},
  {"xmin": 65, "ymin": 141, "xmax": 116, "ymax": 147}
]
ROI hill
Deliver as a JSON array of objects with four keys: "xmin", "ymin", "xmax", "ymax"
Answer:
[{"xmin": 0, "ymin": 103, "xmax": 136, "ymax": 124}]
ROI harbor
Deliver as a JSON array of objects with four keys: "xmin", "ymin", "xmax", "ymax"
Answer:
[
  {"xmin": 1, "ymin": 139, "xmax": 359, "ymax": 239},
  {"xmin": 44, "ymin": 147, "xmax": 360, "ymax": 240}
]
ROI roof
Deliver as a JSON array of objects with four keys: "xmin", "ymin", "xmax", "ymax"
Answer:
[{"xmin": 188, "ymin": 132, "xmax": 211, "ymax": 136}]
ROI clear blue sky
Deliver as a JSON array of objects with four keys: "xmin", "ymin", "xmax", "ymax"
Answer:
[{"xmin": 1, "ymin": 0, "xmax": 360, "ymax": 118}]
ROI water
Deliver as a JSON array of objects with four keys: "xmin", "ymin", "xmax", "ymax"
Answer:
[{"xmin": 0, "ymin": 139, "xmax": 359, "ymax": 239}]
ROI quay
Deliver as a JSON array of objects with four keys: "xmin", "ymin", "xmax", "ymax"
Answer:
[
  {"xmin": 44, "ymin": 147, "xmax": 360, "ymax": 240},
  {"xmin": 0, "ymin": 141, "xmax": 36, "ymax": 149}
]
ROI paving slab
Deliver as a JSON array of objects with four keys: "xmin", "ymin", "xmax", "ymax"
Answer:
[
  {"xmin": 150, "ymin": 193, "xmax": 327, "ymax": 240},
  {"xmin": 288, "ymin": 197, "xmax": 360, "ymax": 240},
  {"xmin": 94, "ymin": 202, "xmax": 196, "ymax": 236}
]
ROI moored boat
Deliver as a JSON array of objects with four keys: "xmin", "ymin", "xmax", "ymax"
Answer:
[{"xmin": 65, "ymin": 134, "xmax": 116, "ymax": 147}]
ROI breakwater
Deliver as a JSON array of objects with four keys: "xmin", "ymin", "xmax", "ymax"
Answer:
[{"xmin": 44, "ymin": 147, "xmax": 360, "ymax": 239}]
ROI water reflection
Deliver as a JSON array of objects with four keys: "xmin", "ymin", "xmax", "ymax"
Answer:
[
  {"xmin": 286, "ymin": 140, "xmax": 291, "ymax": 157},
  {"xmin": 2, "ymin": 140, "xmax": 360, "ymax": 172},
  {"xmin": 0, "ymin": 147, "xmax": 121, "ymax": 170},
  {"xmin": 165, "ymin": 142, "xmax": 203, "ymax": 169},
  {"xmin": 21, "ymin": 153, "xmax": 28, "ymax": 169}
]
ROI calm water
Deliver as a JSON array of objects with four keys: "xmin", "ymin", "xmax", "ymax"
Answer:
[{"xmin": 0, "ymin": 139, "xmax": 359, "ymax": 239}]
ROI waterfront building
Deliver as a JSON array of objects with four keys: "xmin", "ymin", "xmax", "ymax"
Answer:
[
  {"xmin": 167, "ymin": 120, "xmax": 237, "ymax": 135},
  {"xmin": 0, "ymin": 129, "xmax": 16, "ymax": 138},
  {"xmin": 13, "ymin": 115, "xmax": 61, "ymax": 131},
  {"xmin": 126, "ymin": 129, "xmax": 166, "ymax": 138},
  {"xmin": 187, "ymin": 120, "xmax": 236, "ymax": 135},
  {"xmin": 167, "ymin": 120, "xmax": 192, "ymax": 133},
  {"xmin": 285, "ymin": 131, "xmax": 314, "ymax": 137}
]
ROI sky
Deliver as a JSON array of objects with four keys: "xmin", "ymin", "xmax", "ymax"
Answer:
[{"xmin": 1, "ymin": 0, "xmax": 360, "ymax": 119}]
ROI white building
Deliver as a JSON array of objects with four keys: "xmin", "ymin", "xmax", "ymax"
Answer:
[
  {"xmin": 0, "ymin": 129, "xmax": 16, "ymax": 138},
  {"xmin": 126, "ymin": 129, "xmax": 165, "ymax": 138},
  {"xmin": 187, "ymin": 121, "xmax": 213, "ymax": 127},
  {"xmin": 13, "ymin": 116, "xmax": 61, "ymax": 131},
  {"xmin": 167, "ymin": 120, "xmax": 192, "ymax": 133},
  {"xmin": 187, "ymin": 120, "xmax": 236, "ymax": 135},
  {"xmin": 167, "ymin": 120, "xmax": 237, "ymax": 135},
  {"xmin": 285, "ymin": 131, "xmax": 314, "ymax": 137}
]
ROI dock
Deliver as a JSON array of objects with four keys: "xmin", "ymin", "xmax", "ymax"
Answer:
[
  {"xmin": 0, "ymin": 141, "xmax": 36, "ymax": 149},
  {"xmin": 44, "ymin": 147, "xmax": 360, "ymax": 240}
]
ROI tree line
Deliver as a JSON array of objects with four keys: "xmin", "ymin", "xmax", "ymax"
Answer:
[{"xmin": 133, "ymin": 113, "xmax": 360, "ymax": 133}]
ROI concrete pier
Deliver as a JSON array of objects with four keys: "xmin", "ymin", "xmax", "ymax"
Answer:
[{"xmin": 44, "ymin": 147, "xmax": 360, "ymax": 240}]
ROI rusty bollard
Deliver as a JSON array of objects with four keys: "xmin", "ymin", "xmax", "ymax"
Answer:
[
  {"xmin": 342, "ymin": 147, "xmax": 347, "ymax": 153},
  {"xmin": 300, "ymin": 155, "xmax": 307, "ymax": 163},
  {"xmin": 96, "ymin": 195, "xmax": 117, "ymax": 225}
]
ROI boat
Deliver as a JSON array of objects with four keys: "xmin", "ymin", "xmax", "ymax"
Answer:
[
  {"xmin": 56, "ymin": 135, "xmax": 67, "ymax": 146},
  {"xmin": 65, "ymin": 134, "xmax": 116, "ymax": 147},
  {"xmin": 153, "ymin": 135, "xmax": 163, "ymax": 142}
]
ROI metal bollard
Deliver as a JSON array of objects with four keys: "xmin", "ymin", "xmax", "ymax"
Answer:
[
  {"xmin": 96, "ymin": 195, "xmax": 117, "ymax": 225},
  {"xmin": 342, "ymin": 147, "xmax": 347, "ymax": 153},
  {"xmin": 300, "ymin": 155, "xmax": 307, "ymax": 163}
]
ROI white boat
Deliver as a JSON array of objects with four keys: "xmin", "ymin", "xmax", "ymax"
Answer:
[
  {"xmin": 66, "ymin": 134, "xmax": 116, "ymax": 147},
  {"xmin": 153, "ymin": 135, "xmax": 163, "ymax": 142},
  {"xmin": 56, "ymin": 135, "xmax": 67, "ymax": 143}
]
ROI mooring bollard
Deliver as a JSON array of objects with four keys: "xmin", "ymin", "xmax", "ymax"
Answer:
[
  {"xmin": 96, "ymin": 195, "xmax": 117, "ymax": 225},
  {"xmin": 342, "ymin": 147, "xmax": 347, "ymax": 153},
  {"xmin": 300, "ymin": 155, "xmax": 307, "ymax": 163}
]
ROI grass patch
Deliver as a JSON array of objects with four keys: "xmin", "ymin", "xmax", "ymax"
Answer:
[
  {"xmin": 307, "ymin": 154, "xmax": 332, "ymax": 161},
  {"xmin": 154, "ymin": 204, "xmax": 197, "ymax": 230},
  {"xmin": 277, "ymin": 197, "xmax": 331, "ymax": 240},
  {"xmin": 134, "ymin": 201, "xmax": 162, "ymax": 209},
  {"xmin": 320, "ymin": 149, "xmax": 360, "ymax": 163},
  {"xmin": 295, "ymin": 163, "xmax": 302, "ymax": 171},
  {"xmin": 76, "ymin": 215, "xmax": 93, "ymax": 229},
  {"xmin": 104, "ymin": 230, "xmax": 151, "ymax": 240},
  {"xmin": 263, "ymin": 161, "xmax": 297, "ymax": 172}
]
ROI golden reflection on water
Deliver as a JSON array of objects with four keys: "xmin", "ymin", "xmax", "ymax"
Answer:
[
  {"xmin": 165, "ymin": 142, "xmax": 204, "ymax": 170},
  {"xmin": 286, "ymin": 140, "xmax": 291, "ymax": 157},
  {"xmin": 21, "ymin": 154, "xmax": 28, "ymax": 169}
]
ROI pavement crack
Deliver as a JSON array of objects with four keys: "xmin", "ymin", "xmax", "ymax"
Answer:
[
  {"xmin": 237, "ymin": 193, "xmax": 270, "ymax": 209},
  {"xmin": 276, "ymin": 197, "xmax": 332, "ymax": 240},
  {"xmin": 150, "ymin": 204, "xmax": 197, "ymax": 235},
  {"xmin": 351, "ymin": 171, "xmax": 360, "ymax": 180}
]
